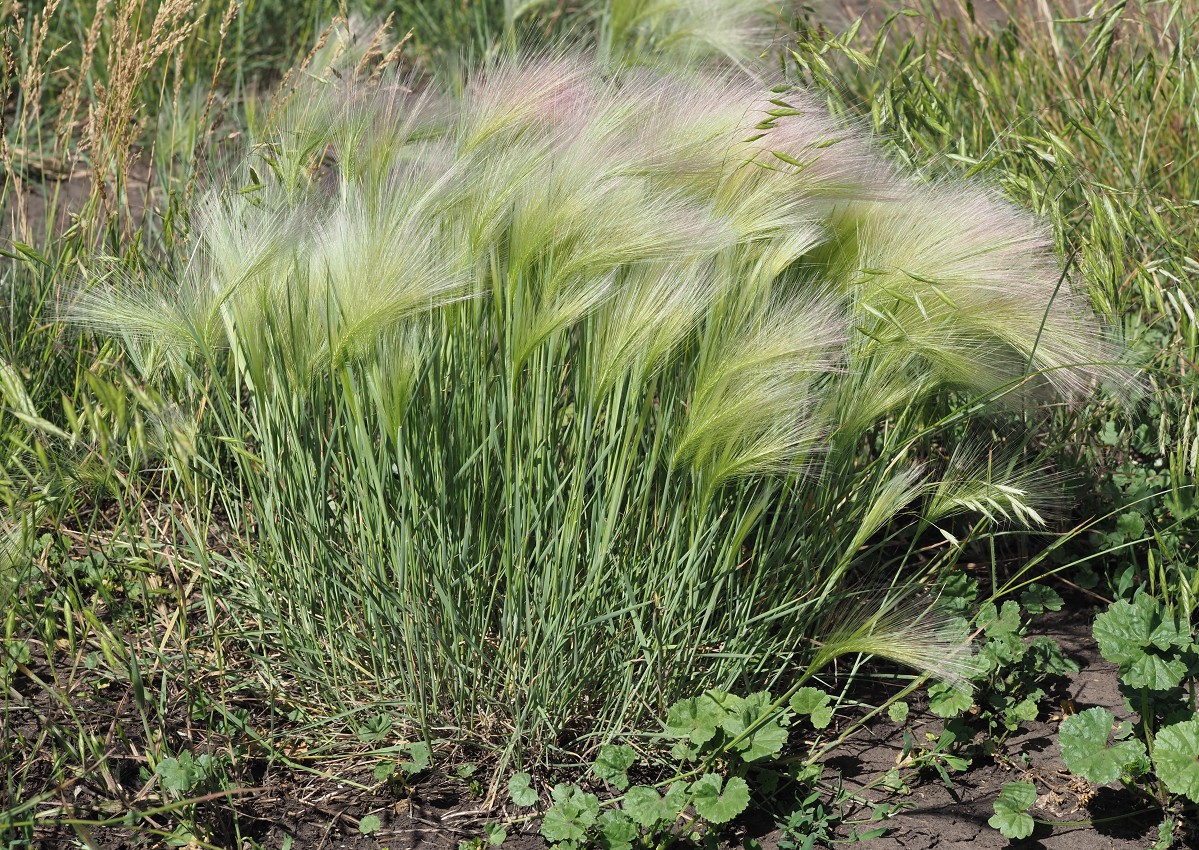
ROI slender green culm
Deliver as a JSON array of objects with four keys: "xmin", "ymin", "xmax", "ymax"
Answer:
[{"xmin": 72, "ymin": 50, "xmax": 1124, "ymax": 765}]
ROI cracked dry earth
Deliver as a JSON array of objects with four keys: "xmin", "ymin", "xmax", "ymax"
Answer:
[{"xmin": 801, "ymin": 599, "xmax": 1165, "ymax": 850}]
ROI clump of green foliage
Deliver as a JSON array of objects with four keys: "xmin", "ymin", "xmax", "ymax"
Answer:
[
  {"xmin": 788, "ymin": 0, "xmax": 1199, "ymax": 618},
  {"xmin": 1060, "ymin": 592, "xmax": 1199, "ymax": 803},
  {"xmin": 499, "ymin": 683, "xmax": 890, "ymax": 849},
  {"xmin": 5, "ymin": 0, "xmax": 1195, "ymax": 846},
  {"xmin": 926, "ymin": 577, "xmax": 1077, "ymax": 749},
  {"xmin": 72, "ymin": 46, "xmax": 1121, "ymax": 766},
  {"xmin": 982, "ymin": 590, "xmax": 1199, "ymax": 845}
]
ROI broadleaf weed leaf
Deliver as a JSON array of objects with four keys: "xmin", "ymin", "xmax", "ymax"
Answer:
[
  {"xmin": 155, "ymin": 755, "xmax": 195, "ymax": 794},
  {"xmin": 938, "ymin": 572, "xmax": 980, "ymax": 616},
  {"xmin": 1059, "ymin": 707, "xmax": 1147, "ymax": 785},
  {"xmin": 790, "ymin": 687, "xmax": 834, "ymax": 729},
  {"xmin": 690, "ymin": 774, "xmax": 750, "ymax": 824},
  {"xmin": 596, "ymin": 809, "xmax": 638, "ymax": 850},
  {"xmin": 998, "ymin": 780, "xmax": 1037, "ymax": 809},
  {"xmin": 665, "ymin": 693, "xmax": 725, "ymax": 747},
  {"xmin": 669, "ymin": 739, "xmax": 700, "ymax": 762},
  {"xmin": 928, "ymin": 681, "xmax": 973, "ymax": 718},
  {"xmin": 541, "ymin": 784, "xmax": 600, "ymax": 843},
  {"xmin": 983, "ymin": 631, "xmax": 1024, "ymax": 671},
  {"xmin": 358, "ymin": 814, "xmax": 382, "ymax": 835},
  {"xmin": 623, "ymin": 783, "xmax": 686, "ymax": 828},
  {"xmin": 401, "ymin": 741, "xmax": 431, "ymax": 774},
  {"xmin": 979, "ymin": 601, "xmax": 1021, "ymax": 639},
  {"xmin": 1154, "ymin": 817, "xmax": 1178, "ymax": 850},
  {"xmin": 623, "ymin": 786, "xmax": 667, "ymax": 828},
  {"xmin": 1005, "ymin": 696, "xmax": 1040, "ymax": 729},
  {"xmin": 664, "ymin": 783, "xmax": 687, "ymax": 816},
  {"xmin": 508, "ymin": 771, "xmax": 539, "ymax": 807},
  {"xmin": 721, "ymin": 691, "xmax": 789, "ymax": 760},
  {"xmin": 1126, "ymin": 654, "xmax": 1189, "ymax": 692},
  {"xmin": 356, "ymin": 712, "xmax": 393, "ymax": 743},
  {"xmin": 1094, "ymin": 596, "xmax": 1191, "ymax": 690},
  {"xmin": 593, "ymin": 743, "xmax": 637, "ymax": 790},
  {"xmin": 1114, "ymin": 511, "xmax": 1146, "ymax": 541},
  {"xmin": 484, "ymin": 822, "xmax": 507, "ymax": 846},
  {"xmin": 988, "ymin": 780, "xmax": 1036, "ymax": 839},
  {"xmin": 1151, "ymin": 718, "xmax": 1199, "ymax": 803},
  {"xmin": 1020, "ymin": 584, "xmax": 1063, "ymax": 614},
  {"xmin": 550, "ymin": 782, "xmax": 576, "ymax": 803},
  {"xmin": 1028, "ymin": 637, "xmax": 1080, "ymax": 676}
]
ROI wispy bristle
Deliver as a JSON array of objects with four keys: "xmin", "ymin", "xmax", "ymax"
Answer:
[
  {"xmin": 826, "ymin": 183, "xmax": 1128, "ymax": 404},
  {"xmin": 811, "ymin": 594, "xmax": 976, "ymax": 685},
  {"xmin": 70, "ymin": 53, "xmax": 1120, "ymax": 469}
]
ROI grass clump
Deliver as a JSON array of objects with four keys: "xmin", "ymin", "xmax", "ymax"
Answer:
[
  {"xmin": 72, "ymin": 48, "xmax": 1121, "ymax": 767},
  {"xmin": 5, "ymin": 1, "xmax": 1196, "ymax": 845}
]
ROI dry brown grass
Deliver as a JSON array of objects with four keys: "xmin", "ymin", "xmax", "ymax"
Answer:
[{"xmin": 1, "ymin": 0, "xmax": 238, "ymax": 244}]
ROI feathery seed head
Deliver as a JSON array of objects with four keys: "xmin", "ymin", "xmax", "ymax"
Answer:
[
  {"xmin": 811, "ymin": 594, "xmax": 975, "ymax": 685},
  {"xmin": 829, "ymin": 184, "xmax": 1123, "ymax": 403},
  {"xmin": 74, "ymin": 53, "xmax": 1120, "ymax": 472}
]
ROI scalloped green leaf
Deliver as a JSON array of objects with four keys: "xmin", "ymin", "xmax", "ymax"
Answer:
[
  {"xmin": 596, "ymin": 809, "xmax": 638, "ymax": 850},
  {"xmin": 1060, "ymin": 707, "xmax": 1146, "ymax": 786},
  {"xmin": 401, "ymin": 741, "xmax": 430, "ymax": 775},
  {"xmin": 988, "ymin": 780, "xmax": 1036, "ymax": 839},
  {"xmin": 980, "ymin": 600, "xmax": 1022, "ymax": 638},
  {"xmin": 664, "ymin": 693, "xmax": 725, "ymax": 746},
  {"xmin": 622, "ymin": 786, "xmax": 664, "ymax": 828},
  {"xmin": 155, "ymin": 755, "xmax": 195, "ymax": 794},
  {"xmin": 622, "ymin": 783, "xmax": 685, "ymax": 827},
  {"xmin": 358, "ymin": 814, "xmax": 382, "ymax": 835},
  {"xmin": 1125, "ymin": 652, "xmax": 1189, "ymax": 691},
  {"xmin": 998, "ymin": 779, "xmax": 1037, "ymax": 809},
  {"xmin": 690, "ymin": 774, "xmax": 749, "ymax": 824},
  {"xmin": 790, "ymin": 686, "xmax": 833, "ymax": 729},
  {"xmin": 928, "ymin": 680, "xmax": 973, "ymax": 718},
  {"xmin": 1152, "ymin": 717, "xmax": 1199, "ymax": 803},
  {"xmin": 484, "ymin": 822, "xmax": 507, "ymax": 846},
  {"xmin": 1094, "ymin": 595, "xmax": 1192, "ymax": 690},
  {"xmin": 593, "ymin": 743, "xmax": 637, "ymax": 790},
  {"xmin": 718, "ymin": 691, "xmax": 788, "ymax": 760},
  {"xmin": 541, "ymin": 784, "xmax": 599, "ymax": 843},
  {"xmin": 508, "ymin": 771, "xmax": 539, "ymax": 807},
  {"xmin": 1009, "ymin": 696, "xmax": 1040, "ymax": 724},
  {"xmin": 1020, "ymin": 584, "xmax": 1063, "ymax": 614}
]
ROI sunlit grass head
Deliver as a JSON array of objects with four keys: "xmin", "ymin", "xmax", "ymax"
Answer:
[
  {"xmin": 69, "ymin": 50, "xmax": 1126, "ymax": 760},
  {"xmin": 817, "ymin": 183, "xmax": 1129, "ymax": 408}
]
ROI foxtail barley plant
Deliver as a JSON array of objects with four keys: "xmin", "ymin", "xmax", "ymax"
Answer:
[{"xmin": 75, "ymin": 51, "xmax": 1123, "ymax": 764}]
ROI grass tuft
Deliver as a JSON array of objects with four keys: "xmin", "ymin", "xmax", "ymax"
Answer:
[{"xmin": 69, "ymin": 51, "xmax": 1120, "ymax": 764}]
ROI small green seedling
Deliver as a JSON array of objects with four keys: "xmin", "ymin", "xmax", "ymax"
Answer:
[{"xmin": 988, "ymin": 781, "xmax": 1036, "ymax": 840}]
